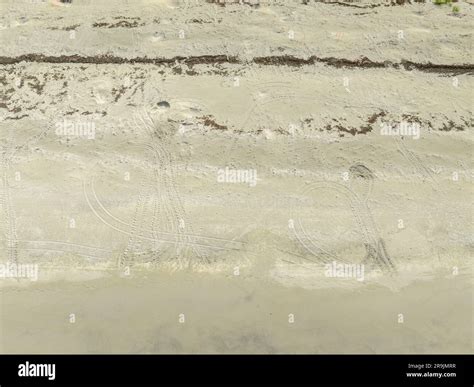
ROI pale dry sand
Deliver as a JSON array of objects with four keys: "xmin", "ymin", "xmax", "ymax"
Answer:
[{"xmin": 0, "ymin": 0, "xmax": 472, "ymax": 353}]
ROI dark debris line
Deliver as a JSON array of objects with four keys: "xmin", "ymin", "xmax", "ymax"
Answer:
[{"xmin": 0, "ymin": 54, "xmax": 472, "ymax": 75}]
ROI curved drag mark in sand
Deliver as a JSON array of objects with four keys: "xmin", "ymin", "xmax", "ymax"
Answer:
[
  {"xmin": 1, "ymin": 163, "xmax": 18, "ymax": 265},
  {"xmin": 393, "ymin": 136, "xmax": 471, "ymax": 262},
  {"xmin": 0, "ymin": 125, "xmax": 50, "ymax": 264},
  {"xmin": 130, "ymin": 107, "xmax": 253, "ymax": 267},
  {"xmin": 291, "ymin": 176, "xmax": 396, "ymax": 272},
  {"xmin": 290, "ymin": 182, "xmax": 363, "ymax": 264},
  {"xmin": 133, "ymin": 109, "xmax": 202, "ymax": 268},
  {"xmin": 294, "ymin": 219, "xmax": 343, "ymax": 263},
  {"xmin": 0, "ymin": 125, "xmax": 50, "ymax": 266},
  {"xmin": 1, "ymin": 157, "xmax": 19, "ymax": 266},
  {"xmin": 395, "ymin": 136, "xmax": 437, "ymax": 184},
  {"xmin": 13, "ymin": 240, "xmax": 113, "ymax": 261},
  {"xmin": 83, "ymin": 179, "xmax": 243, "ymax": 253},
  {"xmin": 89, "ymin": 173, "xmax": 244, "ymax": 248},
  {"xmin": 0, "ymin": 123, "xmax": 84, "ymax": 265}
]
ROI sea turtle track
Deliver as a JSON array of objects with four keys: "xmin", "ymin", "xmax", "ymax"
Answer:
[
  {"xmin": 1, "ymin": 162, "xmax": 18, "ymax": 265},
  {"xmin": 291, "ymin": 175, "xmax": 396, "ymax": 272}
]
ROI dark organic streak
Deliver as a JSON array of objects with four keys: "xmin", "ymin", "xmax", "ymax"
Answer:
[
  {"xmin": 0, "ymin": 54, "xmax": 472, "ymax": 75},
  {"xmin": 253, "ymin": 55, "xmax": 473, "ymax": 75},
  {"xmin": 0, "ymin": 54, "xmax": 238, "ymax": 67},
  {"xmin": 208, "ymin": 0, "xmax": 430, "ymax": 8}
]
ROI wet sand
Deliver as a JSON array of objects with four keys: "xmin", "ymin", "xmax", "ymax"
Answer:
[{"xmin": 0, "ymin": 269, "xmax": 471, "ymax": 353}]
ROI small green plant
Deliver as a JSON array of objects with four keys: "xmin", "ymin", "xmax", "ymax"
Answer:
[
  {"xmin": 452, "ymin": 5, "xmax": 460, "ymax": 13},
  {"xmin": 433, "ymin": 0, "xmax": 451, "ymax": 4}
]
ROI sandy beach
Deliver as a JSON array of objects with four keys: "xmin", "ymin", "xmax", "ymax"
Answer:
[{"xmin": 0, "ymin": 0, "xmax": 472, "ymax": 353}]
